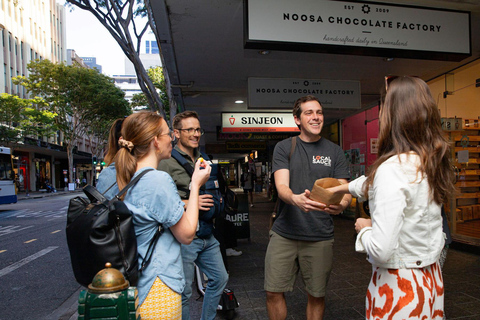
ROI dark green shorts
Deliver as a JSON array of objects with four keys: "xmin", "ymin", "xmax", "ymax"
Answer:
[{"xmin": 264, "ymin": 231, "xmax": 334, "ymax": 297}]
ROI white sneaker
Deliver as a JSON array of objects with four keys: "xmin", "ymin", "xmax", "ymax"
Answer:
[{"xmin": 226, "ymin": 248, "xmax": 242, "ymax": 257}]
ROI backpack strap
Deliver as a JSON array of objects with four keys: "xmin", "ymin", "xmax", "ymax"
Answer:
[
  {"xmin": 83, "ymin": 185, "xmax": 107, "ymax": 203},
  {"xmin": 139, "ymin": 224, "xmax": 164, "ymax": 272},
  {"xmin": 289, "ymin": 136, "xmax": 297, "ymax": 164},
  {"xmin": 107, "ymin": 168, "xmax": 162, "ymax": 274},
  {"xmin": 112, "ymin": 168, "xmax": 154, "ymax": 202},
  {"xmin": 171, "ymin": 149, "xmax": 194, "ymax": 177}
]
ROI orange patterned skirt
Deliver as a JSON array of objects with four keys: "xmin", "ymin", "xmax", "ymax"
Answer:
[
  {"xmin": 139, "ymin": 277, "xmax": 182, "ymax": 320},
  {"xmin": 366, "ymin": 262, "xmax": 444, "ymax": 320}
]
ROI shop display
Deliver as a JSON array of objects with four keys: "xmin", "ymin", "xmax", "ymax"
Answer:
[{"xmin": 446, "ymin": 118, "xmax": 480, "ymax": 244}]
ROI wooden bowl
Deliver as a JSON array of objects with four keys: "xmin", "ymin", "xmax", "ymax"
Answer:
[{"xmin": 309, "ymin": 178, "xmax": 343, "ymax": 205}]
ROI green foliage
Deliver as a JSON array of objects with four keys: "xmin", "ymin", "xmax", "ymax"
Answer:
[
  {"xmin": 130, "ymin": 66, "xmax": 170, "ymax": 119},
  {"xmin": 13, "ymin": 59, "xmax": 131, "ymax": 181},
  {"xmin": 0, "ymin": 93, "xmax": 57, "ymax": 146}
]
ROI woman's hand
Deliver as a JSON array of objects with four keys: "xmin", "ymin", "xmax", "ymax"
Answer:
[
  {"xmin": 355, "ymin": 218, "xmax": 372, "ymax": 233},
  {"xmin": 191, "ymin": 158, "xmax": 211, "ymax": 188},
  {"xmin": 327, "ymin": 182, "xmax": 350, "ymax": 196}
]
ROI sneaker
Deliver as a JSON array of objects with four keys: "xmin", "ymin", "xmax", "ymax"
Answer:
[{"xmin": 226, "ymin": 248, "xmax": 242, "ymax": 257}]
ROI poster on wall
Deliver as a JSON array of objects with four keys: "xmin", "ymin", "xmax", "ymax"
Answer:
[{"xmin": 370, "ymin": 138, "xmax": 378, "ymax": 154}]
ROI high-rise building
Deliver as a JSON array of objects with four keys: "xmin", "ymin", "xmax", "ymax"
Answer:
[
  {"xmin": 0, "ymin": 0, "xmax": 66, "ymax": 98},
  {"xmin": 81, "ymin": 56, "xmax": 102, "ymax": 73},
  {"xmin": 0, "ymin": 1, "xmax": 95, "ymax": 193},
  {"xmin": 124, "ymin": 30, "xmax": 161, "ymax": 75}
]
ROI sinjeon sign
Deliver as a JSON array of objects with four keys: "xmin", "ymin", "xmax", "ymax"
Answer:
[
  {"xmin": 245, "ymin": 0, "xmax": 471, "ymax": 61},
  {"xmin": 222, "ymin": 113, "xmax": 299, "ymax": 133}
]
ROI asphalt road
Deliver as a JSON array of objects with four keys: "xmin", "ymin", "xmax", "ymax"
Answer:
[{"xmin": 0, "ymin": 194, "xmax": 82, "ymax": 320}]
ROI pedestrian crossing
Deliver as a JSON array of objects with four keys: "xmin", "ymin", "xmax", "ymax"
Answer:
[{"xmin": 5, "ymin": 206, "xmax": 68, "ymax": 220}]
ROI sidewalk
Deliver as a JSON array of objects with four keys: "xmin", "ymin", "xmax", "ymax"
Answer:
[
  {"xmin": 32, "ymin": 189, "xmax": 480, "ymax": 319},
  {"xmin": 190, "ymin": 191, "xmax": 480, "ymax": 320},
  {"xmin": 16, "ymin": 188, "xmax": 82, "ymax": 201}
]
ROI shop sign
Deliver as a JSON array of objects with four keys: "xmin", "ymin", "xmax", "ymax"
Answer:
[
  {"xmin": 226, "ymin": 141, "xmax": 266, "ymax": 151},
  {"xmin": 248, "ymin": 77, "xmax": 360, "ymax": 109},
  {"xmin": 441, "ymin": 117, "xmax": 462, "ymax": 131},
  {"xmin": 217, "ymin": 129, "xmax": 292, "ymax": 141},
  {"xmin": 222, "ymin": 112, "xmax": 299, "ymax": 133},
  {"xmin": 246, "ymin": 0, "xmax": 470, "ymax": 61}
]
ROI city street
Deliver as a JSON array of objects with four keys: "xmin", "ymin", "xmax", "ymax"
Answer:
[{"xmin": 0, "ymin": 194, "xmax": 81, "ymax": 320}]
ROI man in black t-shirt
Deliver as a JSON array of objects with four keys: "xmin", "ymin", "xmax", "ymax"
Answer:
[{"xmin": 264, "ymin": 95, "xmax": 352, "ymax": 320}]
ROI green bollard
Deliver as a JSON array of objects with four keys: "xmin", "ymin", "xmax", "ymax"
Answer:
[{"xmin": 77, "ymin": 263, "xmax": 141, "ymax": 320}]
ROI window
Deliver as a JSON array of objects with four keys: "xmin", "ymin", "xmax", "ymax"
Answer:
[
  {"xmin": 146, "ymin": 41, "xmax": 150, "ymax": 54},
  {"xmin": 151, "ymin": 41, "xmax": 159, "ymax": 54}
]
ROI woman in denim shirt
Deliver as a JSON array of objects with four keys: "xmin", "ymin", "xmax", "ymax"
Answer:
[
  {"xmin": 97, "ymin": 118, "xmax": 123, "ymax": 199},
  {"xmin": 109, "ymin": 111, "xmax": 211, "ymax": 319},
  {"xmin": 328, "ymin": 76, "xmax": 455, "ymax": 320}
]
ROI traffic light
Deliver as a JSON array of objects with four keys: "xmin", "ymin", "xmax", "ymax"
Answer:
[
  {"xmin": 92, "ymin": 156, "xmax": 97, "ymax": 165},
  {"xmin": 100, "ymin": 160, "xmax": 106, "ymax": 166}
]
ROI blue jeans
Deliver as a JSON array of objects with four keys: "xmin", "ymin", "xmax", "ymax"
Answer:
[{"xmin": 181, "ymin": 235, "xmax": 229, "ymax": 320}]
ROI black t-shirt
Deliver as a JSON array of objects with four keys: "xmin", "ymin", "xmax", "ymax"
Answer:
[{"xmin": 272, "ymin": 137, "xmax": 350, "ymax": 241}]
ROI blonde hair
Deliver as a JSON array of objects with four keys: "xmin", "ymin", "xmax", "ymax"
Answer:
[{"xmin": 114, "ymin": 111, "xmax": 165, "ymax": 190}]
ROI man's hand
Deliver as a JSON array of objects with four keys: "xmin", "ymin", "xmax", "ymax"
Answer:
[
  {"xmin": 292, "ymin": 189, "xmax": 328, "ymax": 213},
  {"xmin": 199, "ymin": 194, "xmax": 214, "ymax": 211},
  {"xmin": 323, "ymin": 199, "xmax": 350, "ymax": 215}
]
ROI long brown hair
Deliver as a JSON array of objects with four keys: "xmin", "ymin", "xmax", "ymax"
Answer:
[
  {"xmin": 365, "ymin": 76, "xmax": 455, "ymax": 204},
  {"xmin": 114, "ymin": 111, "xmax": 165, "ymax": 190},
  {"xmin": 104, "ymin": 118, "xmax": 124, "ymax": 165}
]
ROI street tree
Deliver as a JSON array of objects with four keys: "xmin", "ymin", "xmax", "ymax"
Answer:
[
  {"xmin": 80, "ymin": 70, "xmax": 131, "ymax": 183},
  {"xmin": 65, "ymin": 0, "xmax": 169, "ymax": 119},
  {"xmin": 14, "ymin": 60, "xmax": 130, "ymax": 184},
  {"xmin": 130, "ymin": 66, "xmax": 169, "ymax": 118},
  {"xmin": 0, "ymin": 93, "xmax": 57, "ymax": 147}
]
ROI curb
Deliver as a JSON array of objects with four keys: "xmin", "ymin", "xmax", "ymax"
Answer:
[{"xmin": 17, "ymin": 190, "xmax": 82, "ymax": 201}]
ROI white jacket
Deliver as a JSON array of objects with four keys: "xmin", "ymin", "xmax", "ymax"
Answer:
[{"xmin": 349, "ymin": 153, "xmax": 444, "ymax": 269}]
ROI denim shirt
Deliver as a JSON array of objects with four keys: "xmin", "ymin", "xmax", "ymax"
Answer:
[
  {"xmin": 97, "ymin": 166, "xmax": 185, "ymax": 305},
  {"xmin": 96, "ymin": 164, "xmax": 119, "ymax": 199}
]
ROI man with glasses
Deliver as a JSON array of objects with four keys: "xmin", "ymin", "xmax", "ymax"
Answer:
[{"xmin": 159, "ymin": 111, "xmax": 228, "ymax": 320}]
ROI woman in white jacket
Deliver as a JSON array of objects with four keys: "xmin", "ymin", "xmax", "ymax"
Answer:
[{"xmin": 328, "ymin": 76, "xmax": 455, "ymax": 320}]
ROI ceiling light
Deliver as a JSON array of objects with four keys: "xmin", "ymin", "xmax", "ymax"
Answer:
[
  {"xmin": 259, "ymin": 50, "xmax": 270, "ymax": 55},
  {"xmin": 235, "ymin": 100, "xmax": 244, "ymax": 104}
]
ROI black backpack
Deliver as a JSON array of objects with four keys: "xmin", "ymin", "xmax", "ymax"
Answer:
[{"xmin": 66, "ymin": 169, "xmax": 162, "ymax": 287}]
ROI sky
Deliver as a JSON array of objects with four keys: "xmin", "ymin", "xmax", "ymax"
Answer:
[{"xmin": 65, "ymin": 6, "xmax": 126, "ymax": 76}]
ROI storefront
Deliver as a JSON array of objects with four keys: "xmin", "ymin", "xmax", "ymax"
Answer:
[
  {"xmin": 12, "ymin": 152, "xmax": 30, "ymax": 193},
  {"xmin": 341, "ymin": 59, "xmax": 480, "ymax": 245},
  {"xmin": 33, "ymin": 153, "xmax": 52, "ymax": 191},
  {"xmin": 429, "ymin": 60, "xmax": 480, "ymax": 246}
]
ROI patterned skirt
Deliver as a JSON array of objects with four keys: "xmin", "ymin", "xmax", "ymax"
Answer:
[
  {"xmin": 139, "ymin": 277, "xmax": 182, "ymax": 320},
  {"xmin": 366, "ymin": 262, "xmax": 444, "ymax": 320}
]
